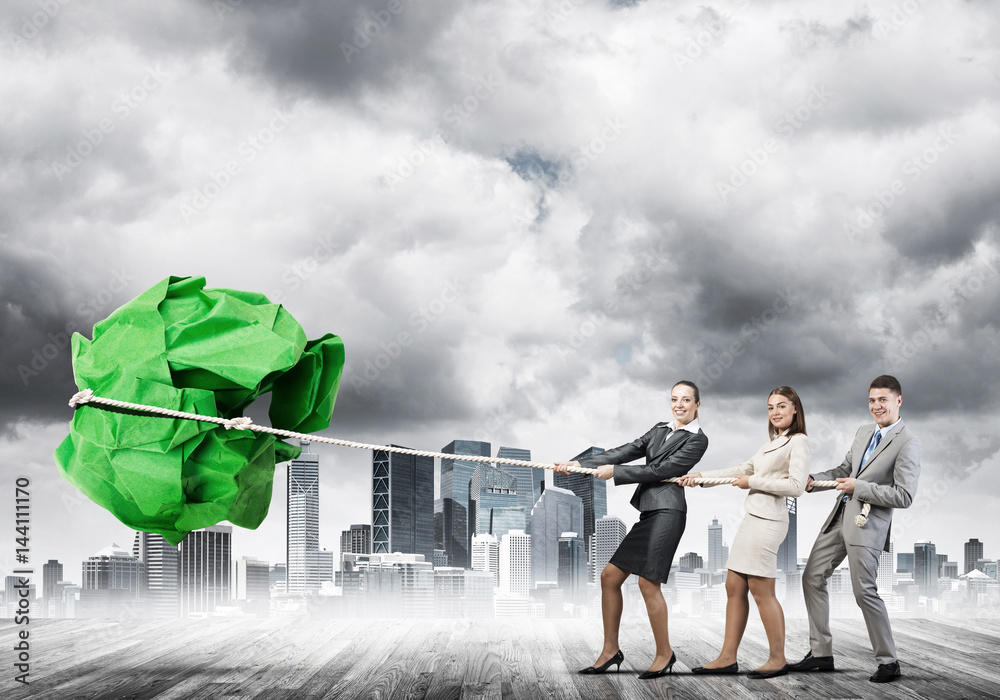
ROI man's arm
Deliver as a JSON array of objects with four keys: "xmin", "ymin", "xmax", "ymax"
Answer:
[
  {"xmin": 614, "ymin": 433, "xmax": 709, "ymax": 484},
  {"xmin": 853, "ymin": 434, "xmax": 921, "ymax": 508}
]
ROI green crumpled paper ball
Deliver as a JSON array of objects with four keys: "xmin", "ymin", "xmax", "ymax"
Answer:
[{"xmin": 54, "ymin": 275, "xmax": 345, "ymax": 545}]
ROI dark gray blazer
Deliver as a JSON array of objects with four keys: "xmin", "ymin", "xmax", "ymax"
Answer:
[{"xmin": 577, "ymin": 423, "xmax": 709, "ymax": 512}]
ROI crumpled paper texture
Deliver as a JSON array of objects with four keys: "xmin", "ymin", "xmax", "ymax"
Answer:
[{"xmin": 55, "ymin": 275, "xmax": 344, "ymax": 545}]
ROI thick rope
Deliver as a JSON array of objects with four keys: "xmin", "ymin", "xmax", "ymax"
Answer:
[{"xmin": 66, "ymin": 388, "xmax": 870, "ymax": 523}]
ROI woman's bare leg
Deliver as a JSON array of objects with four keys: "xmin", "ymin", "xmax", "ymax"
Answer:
[
  {"xmin": 593, "ymin": 563, "xmax": 630, "ymax": 666},
  {"xmin": 748, "ymin": 575, "xmax": 787, "ymax": 672},
  {"xmin": 700, "ymin": 569, "xmax": 750, "ymax": 668},
  {"xmin": 637, "ymin": 576, "xmax": 673, "ymax": 671}
]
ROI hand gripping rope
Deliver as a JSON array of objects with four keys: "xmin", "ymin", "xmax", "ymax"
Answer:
[{"xmin": 67, "ymin": 389, "xmax": 872, "ymax": 526}]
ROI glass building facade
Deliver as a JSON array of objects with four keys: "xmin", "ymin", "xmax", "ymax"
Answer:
[
  {"xmin": 372, "ymin": 447, "xmax": 434, "ymax": 559},
  {"xmin": 436, "ymin": 440, "xmax": 491, "ymax": 568}
]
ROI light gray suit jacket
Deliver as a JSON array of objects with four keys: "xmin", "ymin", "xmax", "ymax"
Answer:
[
  {"xmin": 577, "ymin": 423, "xmax": 709, "ymax": 512},
  {"xmin": 811, "ymin": 420, "xmax": 921, "ymax": 552}
]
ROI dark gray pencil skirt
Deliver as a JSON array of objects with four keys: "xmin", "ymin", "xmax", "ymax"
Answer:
[{"xmin": 608, "ymin": 508, "xmax": 686, "ymax": 584}]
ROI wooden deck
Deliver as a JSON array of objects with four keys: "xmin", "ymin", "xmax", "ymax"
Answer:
[{"xmin": 2, "ymin": 616, "xmax": 999, "ymax": 699}]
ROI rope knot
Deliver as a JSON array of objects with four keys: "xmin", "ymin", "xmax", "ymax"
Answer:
[
  {"xmin": 69, "ymin": 389, "xmax": 95, "ymax": 408},
  {"xmin": 223, "ymin": 416, "xmax": 254, "ymax": 431},
  {"xmin": 855, "ymin": 502, "xmax": 871, "ymax": 527}
]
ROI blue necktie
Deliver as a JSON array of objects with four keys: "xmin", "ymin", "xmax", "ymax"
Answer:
[{"xmin": 844, "ymin": 429, "xmax": 881, "ymax": 503}]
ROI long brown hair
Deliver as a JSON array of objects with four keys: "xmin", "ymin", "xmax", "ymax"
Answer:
[{"xmin": 767, "ymin": 386, "xmax": 806, "ymax": 439}]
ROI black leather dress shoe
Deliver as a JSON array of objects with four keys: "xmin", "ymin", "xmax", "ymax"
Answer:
[
  {"xmin": 638, "ymin": 652, "xmax": 677, "ymax": 679},
  {"xmin": 870, "ymin": 661, "xmax": 901, "ymax": 683},
  {"xmin": 787, "ymin": 651, "xmax": 835, "ymax": 672},
  {"xmin": 691, "ymin": 662, "xmax": 739, "ymax": 674},
  {"xmin": 578, "ymin": 650, "xmax": 624, "ymax": 674},
  {"xmin": 747, "ymin": 664, "xmax": 789, "ymax": 679}
]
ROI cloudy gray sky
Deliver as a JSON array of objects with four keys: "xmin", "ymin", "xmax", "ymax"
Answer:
[{"xmin": 1, "ymin": 0, "xmax": 998, "ymax": 584}]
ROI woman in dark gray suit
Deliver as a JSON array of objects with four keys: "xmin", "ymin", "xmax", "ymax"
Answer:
[{"xmin": 554, "ymin": 380, "xmax": 709, "ymax": 679}]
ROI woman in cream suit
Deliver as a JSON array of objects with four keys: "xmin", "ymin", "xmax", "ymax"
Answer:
[{"xmin": 679, "ymin": 386, "xmax": 810, "ymax": 679}]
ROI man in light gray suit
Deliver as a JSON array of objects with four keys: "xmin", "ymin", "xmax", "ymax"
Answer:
[{"xmin": 789, "ymin": 375, "xmax": 920, "ymax": 684}]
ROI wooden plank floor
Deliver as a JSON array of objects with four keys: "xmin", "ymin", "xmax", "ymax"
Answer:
[{"xmin": 2, "ymin": 616, "xmax": 999, "ymax": 699}]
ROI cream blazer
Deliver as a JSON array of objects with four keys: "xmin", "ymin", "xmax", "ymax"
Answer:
[{"xmin": 700, "ymin": 432, "xmax": 811, "ymax": 522}]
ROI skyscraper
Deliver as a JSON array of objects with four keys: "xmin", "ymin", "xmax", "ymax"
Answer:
[
  {"xmin": 132, "ymin": 531, "xmax": 179, "ymax": 618},
  {"xmin": 372, "ymin": 447, "xmax": 434, "ymax": 559},
  {"xmin": 231, "ymin": 557, "xmax": 270, "ymax": 615},
  {"xmin": 594, "ymin": 516, "xmax": 627, "ymax": 583},
  {"xmin": 471, "ymin": 533, "xmax": 500, "ymax": 586},
  {"xmin": 708, "ymin": 517, "xmax": 726, "ymax": 571},
  {"xmin": 42, "ymin": 559, "xmax": 62, "ymax": 617},
  {"xmin": 80, "ymin": 544, "xmax": 144, "ymax": 618},
  {"xmin": 530, "ymin": 486, "xmax": 584, "ymax": 584},
  {"xmin": 469, "ymin": 463, "xmax": 520, "ymax": 542},
  {"xmin": 877, "ymin": 542, "xmax": 894, "ymax": 593},
  {"xmin": 341, "ymin": 524, "xmax": 372, "ymax": 556},
  {"xmin": 179, "ymin": 525, "xmax": 231, "ymax": 616},
  {"xmin": 558, "ymin": 532, "xmax": 586, "ymax": 601},
  {"xmin": 552, "ymin": 447, "xmax": 608, "ymax": 546},
  {"xmin": 497, "ymin": 446, "xmax": 542, "ymax": 512},
  {"xmin": 776, "ymin": 498, "xmax": 798, "ymax": 572},
  {"xmin": 897, "ymin": 552, "xmax": 914, "ymax": 574},
  {"xmin": 965, "ymin": 538, "xmax": 984, "ymax": 575},
  {"xmin": 436, "ymin": 440, "xmax": 491, "ymax": 568},
  {"xmin": 679, "ymin": 552, "xmax": 704, "ymax": 571},
  {"xmin": 500, "ymin": 530, "xmax": 531, "ymax": 597},
  {"xmin": 914, "ymin": 540, "xmax": 938, "ymax": 598},
  {"xmin": 287, "ymin": 441, "xmax": 330, "ymax": 594}
]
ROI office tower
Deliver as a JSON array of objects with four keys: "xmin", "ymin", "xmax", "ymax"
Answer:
[
  {"xmin": 552, "ymin": 447, "xmax": 608, "ymax": 546},
  {"xmin": 965, "ymin": 539, "xmax": 984, "ymax": 575},
  {"xmin": 341, "ymin": 524, "xmax": 372, "ymax": 556},
  {"xmin": 914, "ymin": 540, "xmax": 938, "ymax": 598},
  {"xmin": 594, "ymin": 516, "xmax": 627, "ymax": 583},
  {"xmin": 680, "ymin": 552, "xmax": 704, "ymax": 572},
  {"xmin": 877, "ymin": 543, "xmax": 894, "ymax": 593},
  {"xmin": 5, "ymin": 576, "xmax": 37, "ymax": 618},
  {"xmin": 269, "ymin": 563, "xmax": 287, "ymax": 591},
  {"xmin": 708, "ymin": 517, "xmax": 726, "ymax": 571},
  {"xmin": 433, "ymin": 550, "xmax": 449, "ymax": 568},
  {"xmin": 372, "ymin": 447, "xmax": 434, "ymax": 559},
  {"xmin": 471, "ymin": 533, "xmax": 500, "ymax": 586},
  {"xmin": 529, "ymin": 486, "xmax": 584, "ymax": 584},
  {"xmin": 436, "ymin": 440, "xmax": 491, "ymax": 568},
  {"xmin": 557, "ymin": 532, "xmax": 586, "ymax": 601},
  {"xmin": 776, "ymin": 498, "xmax": 798, "ymax": 572},
  {"xmin": 232, "ymin": 557, "xmax": 270, "ymax": 615},
  {"xmin": 287, "ymin": 441, "xmax": 332, "ymax": 593},
  {"xmin": 469, "ymin": 463, "xmax": 520, "ymax": 542},
  {"xmin": 80, "ymin": 544, "xmax": 145, "ymax": 618},
  {"xmin": 500, "ymin": 530, "xmax": 531, "ymax": 597},
  {"xmin": 942, "ymin": 561, "xmax": 958, "ymax": 579},
  {"xmin": 132, "ymin": 531, "xmax": 179, "ymax": 618},
  {"xmin": 178, "ymin": 525, "xmax": 231, "ymax": 616},
  {"xmin": 897, "ymin": 552, "xmax": 914, "ymax": 574},
  {"xmin": 497, "ymin": 446, "xmax": 542, "ymax": 512},
  {"xmin": 42, "ymin": 559, "xmax": 62, "ymax": 616}
]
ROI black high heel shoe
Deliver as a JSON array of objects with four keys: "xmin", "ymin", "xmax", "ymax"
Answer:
[
  {"xmin": 638, "ymin": 652, "xmax": 676, "ymax": 679},
  {"xmin": 578, "ymin": 650, "xmax": 624, "ymax": 674}
]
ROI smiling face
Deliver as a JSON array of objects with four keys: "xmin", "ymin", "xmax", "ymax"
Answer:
[
  {"xmin": 767, "ymin": 393, "xmax": 796, "ymax": 433},
  {"xmin": 869, "ymin": 387, "xmax": 902, "ymax": 427},
  {"xmin": 670, "ymin": 384, "xmax": 700, "ymax": 427}
]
